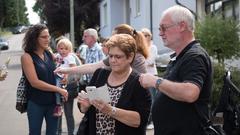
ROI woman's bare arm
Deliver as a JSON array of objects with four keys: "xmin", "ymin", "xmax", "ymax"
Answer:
[{"xmin": 21, "ymin": 53, "xmax": 68, "ymax": 99}]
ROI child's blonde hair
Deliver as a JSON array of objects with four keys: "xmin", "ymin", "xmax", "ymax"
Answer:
[{"xmin": 57, "ymin": 38, "xmax": 73, "ymax": 52}]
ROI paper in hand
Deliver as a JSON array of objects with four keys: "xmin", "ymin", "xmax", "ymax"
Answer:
[{"xmin": 86, "ymin": 85, "xmax": 111, "ymax": 103}]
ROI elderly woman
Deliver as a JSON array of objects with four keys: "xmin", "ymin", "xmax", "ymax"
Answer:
[{"xmin": 78, "ymin": 34, "xmax": 151, "ymax": 135}]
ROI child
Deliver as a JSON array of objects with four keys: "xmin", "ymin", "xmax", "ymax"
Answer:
[{"xmin": 54, "ymin": 38, "xmax": 76, "ymax": 117}]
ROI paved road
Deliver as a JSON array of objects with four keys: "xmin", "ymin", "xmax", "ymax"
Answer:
[
  {"xmin": 0, "ymin": 33, "xmax": 154, "ymax": 135},
  {"xmin": 0, "ymin": 33, "xmax": 82, "ymax": 134}
]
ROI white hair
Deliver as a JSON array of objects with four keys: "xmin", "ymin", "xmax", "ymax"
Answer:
[
  {"xmin": 84, "ymin": 28, "xmax": 98, "ymax": 41},
  {"xmin": 161, "ymin": 5, "xmax": 195, "ymax": 31}
]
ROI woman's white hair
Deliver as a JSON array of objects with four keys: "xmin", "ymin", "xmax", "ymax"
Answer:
[
  {"xmin": 84, "ymin": 28, "xmax": 98, "ymax": 41},
  {"xmin": 161, "ymin": 5, "xmax": 195, "ymax": 31}
]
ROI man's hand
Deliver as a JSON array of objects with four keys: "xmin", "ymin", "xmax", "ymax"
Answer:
[{"xmin": 139, "ymin": 73, "xmax": 158, "ymax": 88}]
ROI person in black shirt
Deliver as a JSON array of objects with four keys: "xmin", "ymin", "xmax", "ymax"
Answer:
[
  {"xmin": 21, "ymin": 24, "xmax": 68, "ymax": 135},
  {"xmin": 139, "ymin": 5, "xmax": 213, "ymax": 135},
  {"xmin": 78, "ymin": 34, "xmax": 151, "ymax": 135}
]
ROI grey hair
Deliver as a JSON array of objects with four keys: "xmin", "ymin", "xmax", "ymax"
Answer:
[
  {"xmin": 84, "ymin": 28, "xmax": 98, "ymax": 41},
  {"xmin": 161, "ymin": 5, "xmax": 195, "ymax": 31}
]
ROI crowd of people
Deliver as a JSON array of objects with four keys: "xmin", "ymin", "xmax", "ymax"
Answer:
[{"xmin": 16, "ymin": 5, "xmax": 213, "ymax": 135}]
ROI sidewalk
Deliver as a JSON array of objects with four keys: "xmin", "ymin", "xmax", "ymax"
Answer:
[{"xmin": 45, "ymin": 100, "xmax": 83, "ymax": 134}]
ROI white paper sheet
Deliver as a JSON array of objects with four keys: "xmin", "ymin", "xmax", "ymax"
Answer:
[{"xmin": 86, "ymin": 85, "xmax": 111, "ymax": 103}]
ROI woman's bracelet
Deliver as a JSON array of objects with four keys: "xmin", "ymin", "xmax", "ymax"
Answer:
[{"xmin": 110, "ymin": 106, "xmax": 117, "ymax": 116}]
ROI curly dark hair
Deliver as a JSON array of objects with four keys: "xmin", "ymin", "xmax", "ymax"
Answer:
[{"xmin": 22, "ymin": 24, "xmax": 48, "ymax": 53}]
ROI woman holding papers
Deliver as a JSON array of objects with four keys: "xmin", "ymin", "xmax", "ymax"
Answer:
[{"xmin": 78, "ymin": 34, "xmax": 151, "ymax": 135}]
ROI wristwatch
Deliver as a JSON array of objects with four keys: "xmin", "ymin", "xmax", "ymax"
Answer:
[{"xmin": 155, "ymin": 78, "xmax": 163, "ymax": 89}]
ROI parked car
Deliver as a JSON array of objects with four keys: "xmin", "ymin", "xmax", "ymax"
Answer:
[
  {"xmin": 0, "ymin": 37, "xmax": 9, "ymax": 50},
  {"xmin": 12, "ymin": 25, "xmax": 28, "ymax": 34},
  {"xmin": 155, "ymin": 48, "xmax": 174, "ymax": 68}
]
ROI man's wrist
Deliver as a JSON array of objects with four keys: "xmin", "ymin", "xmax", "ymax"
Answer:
[{"xmin": 155, "ymin": 77, "xmax": 164, "ymax": 89}]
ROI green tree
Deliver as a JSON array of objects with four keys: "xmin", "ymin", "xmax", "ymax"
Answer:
[
  {"xmin": 195, "ymin": 16, "xmax": 240, "ymax": 66},
  {"xmin": 1, "ymin": 0, "xmax": 29, "ymax": 27},
  {"xmin": 18, "ymin": 0, "xmax": 29, "ymax": 25},
  {"xmin": 0, "ymin": 0, "xmax": 7, "ymax": 28},
  {"xmin": 34, "ymin": 0, "xmax": 100, "ymax": 46},
  {"xmin": 195, "ymin": 16, "xmax": 240, "ymax": 110}
]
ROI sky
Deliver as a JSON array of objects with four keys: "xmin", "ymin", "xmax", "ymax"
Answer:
[{"xmin": 25, "ymin": 0, "xmax": 40, "ymax": 24}]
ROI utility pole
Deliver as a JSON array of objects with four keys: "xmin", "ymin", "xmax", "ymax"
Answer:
[{"xmin": 70, "ymin": 0, "xmax": 75, "ymax": 49}]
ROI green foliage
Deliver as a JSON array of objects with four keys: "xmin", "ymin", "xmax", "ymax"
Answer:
[
  {"xmin": 34, "ymin": 0, "xmax": 100, "ymax": 46},
  {"xmin": 157, "ymin": 67, "xmax": 166, "ymax": 77},
  {"xmin": 195, "ymin": 16, "xmax": 240, "ymax": 65},
  {"xmin": 0, "ymin": 28, "xmax": 12, "ymax": 36},
  {"xmin": 211, "ymin": 63, "xmax": 225, "ymax": 108},
  {"xmin": 229, "ymin": 66, "xmax": 240, "ymax": 88},
  {"xmin": 0, "ymin": 0, "xmax": 29, "ymax": 28},
  {"xmin": 195, "ymin": 15, "xmax": 240, "ymax": 109}
]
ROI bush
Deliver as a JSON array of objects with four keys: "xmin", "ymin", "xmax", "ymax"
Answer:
[
  {"xmin": 229, "ymin": 67, "xmax": 240, "ymax": 88},
  {"xmin": 195, "ymin": 16, "xmax": 240, "ymax": 65},
  {"xmin": 211, "ymin": 63, "xmax": 225, "ymax": 109}
]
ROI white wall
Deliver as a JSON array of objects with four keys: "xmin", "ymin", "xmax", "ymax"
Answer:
[
  {"xmin": 129, "ymin": 0, "xmax": 150, "ymax": 30},
  {"xmin": 110, "ymin": 0, "xmax": 125, "ymax": 30},
  {"xmin": 99, "ymin": 0, "xmax": 110, "ymax": 38},
  {"xmin": 152, "ymin": 0, "xmax": 197, "ymax": 51},
  {"xmin": 100, "ymin": 0, "xmax": 125, "ymax": 38}
]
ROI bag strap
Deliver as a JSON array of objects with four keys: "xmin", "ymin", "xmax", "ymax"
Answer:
[
  {"xmin": 194, "ymin": 104, "xmax": 211, "ymax": 126},
  {"xmin": 194, "ymin": 103, "xmax": 221, "ymax": 135},
  {"xmin": 93, "ymin": 68, "xmax": 110, "ymax": 87}
]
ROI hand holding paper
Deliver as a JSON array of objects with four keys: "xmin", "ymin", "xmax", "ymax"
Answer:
[{"xmin": 86, "ymin": 85, "xmax": 111, "ymax": 103}]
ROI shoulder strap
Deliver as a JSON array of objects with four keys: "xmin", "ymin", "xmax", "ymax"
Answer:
[
  {"xmin": 194, "ymin": 104, "xmax": 211, "ymax": 127},
  {"xmin": 95, "ymin": 68, "xmax": 110, "ymax": 87}
]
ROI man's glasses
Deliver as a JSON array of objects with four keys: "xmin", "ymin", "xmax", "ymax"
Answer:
[{"xmin": 159, "ymin": 23, "xmax": 178, "ymax": 33}]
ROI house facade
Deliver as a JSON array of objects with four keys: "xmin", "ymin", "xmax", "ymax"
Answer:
[
  {"xmin": 99, "ymin": 0, "xmax": 202, "ymax": 50},
  {"xmin": 99, "ymin": 0, "xmax": 239, "ymax": 51}
]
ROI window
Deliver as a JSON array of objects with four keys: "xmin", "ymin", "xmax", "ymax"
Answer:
[
  {"xmin": 103, "ymin": 3, "xmax": 108, "ymax": 26},
  {"xmin": 205, "ymin": 0, "xmax": 238, "ymax": 20},
  {"xmin": 135, "ymin": 0, "xmax": 141, "ymax": 16}
]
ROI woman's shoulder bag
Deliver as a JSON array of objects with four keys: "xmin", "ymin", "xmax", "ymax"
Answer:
[{"xmin": 16, "ymin": 74, "xmax": 28, "ymax": 113}]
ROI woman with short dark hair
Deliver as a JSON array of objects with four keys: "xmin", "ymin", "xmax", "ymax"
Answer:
[{"xmin": 78, "ymin": 34, "xmax": 151, "ymax": 135}]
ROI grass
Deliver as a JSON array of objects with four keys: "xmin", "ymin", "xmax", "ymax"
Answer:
[{"xmin": 0, "ymin": 28, "xmax": 12, "ymax": 37}]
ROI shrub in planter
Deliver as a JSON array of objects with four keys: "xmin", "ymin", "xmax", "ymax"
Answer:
[{"xmin": 195, "ymin": 16, "xmax": 240, "ymax": 66}]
